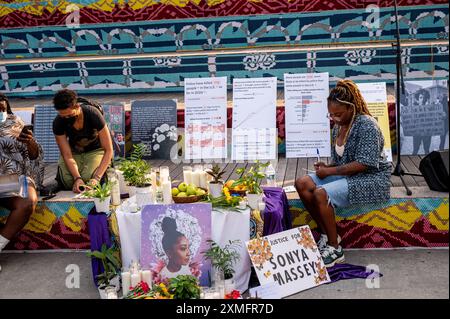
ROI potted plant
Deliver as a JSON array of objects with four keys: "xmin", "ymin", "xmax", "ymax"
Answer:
[
  {"xmin": 122, "ymin": 159, "xmax": 152, "ymax": 206},
  {"xmin": 206, "ymin": 164, "xmax": 226, "ymax": 198},
  {"xmin": 203, "ymin": 239, "xmax": 241, "ymax": 295},
  {"xmin": 116, "ymin": 143, "xmax": 149, "ymax": 196},
  {"xmin": 86, "ymin": 244, "xmax": 122, "ymax": 299},
  {"xmin": 232, "ymin": 161, "xmax": 269, "ymax": 209},
  {"xmin": 82, "ymin": 181, "xmax": 112, "ymax": 213},
  {"xmin": 168, "ymin": 275, "xmax": 201, "ymax": 299}
]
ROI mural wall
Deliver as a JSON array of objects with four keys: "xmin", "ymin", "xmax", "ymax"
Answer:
[{"xmin": 1, "ymin": 0, "xmax": 448, "ymax": 27}]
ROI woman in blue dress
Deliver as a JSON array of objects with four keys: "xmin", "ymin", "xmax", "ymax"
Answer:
[{"xmin": 295, "ymin": 80, "xmax": 391, "ymax": 267}]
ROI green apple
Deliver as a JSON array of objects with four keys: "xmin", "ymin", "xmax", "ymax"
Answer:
[
  {"xmin": 196, "ymin": 189, "xmax": 206, "ymax": 196},
  {"xmin": 186, "ymin": 185, "xmax": 197, "ymax": 196},
  {"xmin": 178, "ymin": 182, "xmax": 187, "ymax": 192},
  {"xmin": 177, "ymin": 192, "xmax": 187, "ymax": 197},
  {"xmin": 172, "ymin": 188, "xmax": 179, "ymax": 196}
]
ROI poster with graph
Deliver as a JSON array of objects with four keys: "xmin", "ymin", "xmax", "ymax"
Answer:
[{"xmin": 284, "ymin": 73, "xmax": 330, "ymax": 158}]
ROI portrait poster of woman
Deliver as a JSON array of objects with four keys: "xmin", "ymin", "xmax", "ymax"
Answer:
[{"xmin": 140, "ymin": 203, "xmax": 212, "ymax": 286}]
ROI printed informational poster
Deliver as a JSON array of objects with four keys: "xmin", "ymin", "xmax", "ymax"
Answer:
[
  {"xmin": 284, "ymin": 73, "xmax": 331, "ymax": 158},
  {"xmin": 246, "ymin": 226, "xmax": 330, "ymax": 298},
  {"xmin": 103, "ymin": 104, "xmax": 126, "ymax": 158},
  {"xmin": 131, "ymin": 100, "xmax": 178, "ymax": 159},
  {"xmin": 399, "ymin": 80, "xmax": 448, "ymax": 155},
  {"xmin": 33, "ymin": 105, "xmax": 59, "ymax": 163},
  {"xmin": 141, "ymin": 203, "xmax": 212, "ymax": 286},
  {"xmin": 184, "ymin": 77, "xmax": 228, "ymax": 160},
  {"xmin": 232, "ymin": 77, "xmax": 277, "ymax": 161},
  {"xmin": 357, "ymin": 82, "xmax": 393, "ymax": 162}
]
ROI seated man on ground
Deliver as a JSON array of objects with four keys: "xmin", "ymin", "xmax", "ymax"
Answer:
[
  {"xmin": 52, "ymin": 89, "xmax": 113, "ymax": 193},
  {"xmin": 0, "ymin": 94, "xmax": 44, "ymax": 270},
  {"xmin": 295, "ymin": 80, "xmax": 391, "ymax": 268}
]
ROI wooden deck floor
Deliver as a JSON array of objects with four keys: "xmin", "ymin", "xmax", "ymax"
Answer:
[{"xmin": 43, "ymin": 155, "xmax": 428, "ymax": 189}]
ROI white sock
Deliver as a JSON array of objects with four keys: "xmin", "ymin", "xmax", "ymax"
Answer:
[{"xmin": 0, "ymin": 234, "xmax": 10, "ymax": 252}]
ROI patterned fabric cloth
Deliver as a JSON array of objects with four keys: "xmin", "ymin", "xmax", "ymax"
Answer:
[
  {"xmin": 0, "ymin": 114, "xmax": 44, "ymax": 190},
  {"xmin": 331, "ymin": 114, "xmax": 391, "ymax": 205}
]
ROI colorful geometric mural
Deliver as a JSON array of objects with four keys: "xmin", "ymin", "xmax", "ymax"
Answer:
[
  {"xmin": 0, "ymin": 5, "xmax": 448, "ymax": 96},
  {"xmin": 289, "ymin": 198, "xmax": 449, "ymax": 248},
  {"xmin": 0, "ymin": 201, "xmax": 94, "ymax": 250},
  {"xmin": 1, "ymin": 0, "xmax": 448, "ymax": 28}
]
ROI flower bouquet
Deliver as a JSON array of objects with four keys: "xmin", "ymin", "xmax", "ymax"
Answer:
[{"xmin": 225, "ymin": 290, "xmax": 242, "ymax": 299}]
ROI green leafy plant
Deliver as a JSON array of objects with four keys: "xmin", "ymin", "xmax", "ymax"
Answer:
[
  {"xmin": 129, "ymin": 143, "xmax": 147, "ymax": 161},
  {"xmin": 81, "ymin": 181, "xmax": 112, "ymax": 202},
  {"xmin": 206, "ymin": 164, "xmax": 226, "ymax": 184},
  {"xmin": 203, "ymin": 240, "xmax": 241, "ymax": 280},
  {"xmin": 232, "ymin": 161, "xmax": 270, "ymax": 194},
  {"xmin": 116, "ymin": 143, "xmax": 152, "ymax": 188},
  {"xmin": 86, "ymin": 244, "xmax": 121, "ymax": 287},
  {"xmin": 168, "ymin": 275, "xmax": 201, "ymax": 299}
]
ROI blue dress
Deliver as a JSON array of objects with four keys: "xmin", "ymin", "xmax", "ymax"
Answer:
[{"xmin": 331, "ymin": 115, "xmax": 392, "ymax": 205}]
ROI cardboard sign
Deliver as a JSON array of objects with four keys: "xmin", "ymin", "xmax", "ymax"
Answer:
[{"xmin": 246, "ymin": 226, "xmax": 330, "ymax": 298}]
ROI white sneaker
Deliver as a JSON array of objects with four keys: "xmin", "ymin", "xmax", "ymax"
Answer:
[{"xmin": 317, "ymin": 234, "xmax": 342, "ymax": 252}]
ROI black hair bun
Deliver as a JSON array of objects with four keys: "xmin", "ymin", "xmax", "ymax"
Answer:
[{"xmin": 162, "ymin": 217, "xmax": 177, "ymax": 234}]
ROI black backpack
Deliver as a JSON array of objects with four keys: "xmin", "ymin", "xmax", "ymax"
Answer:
[
  {"xmin": 77, "ymin": 97, "xmax": 104, "ymax": 116},
  {"xmin": 419, "ymin": 151, "xmax": 449, "ymax": 192}
]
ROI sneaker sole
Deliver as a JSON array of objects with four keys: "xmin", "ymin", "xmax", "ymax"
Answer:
[{"xmin": 324, "ymin": 255, "xmax": 345, "ymax": 268}]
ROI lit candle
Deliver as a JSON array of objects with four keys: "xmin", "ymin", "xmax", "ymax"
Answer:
[
  {"xmin": 142, "ymin": 270, "xmax": 152, "ymax": 286},
  {"xmin": 183, "ymin": 166, "xmax": 193, "ymax": 184},
  {"xmin": 121, "ymin": 271, "xmax": 131, "ymax": 297},
  {"xmin": 199, "ymin": 170, "xmax": 208, "ymax": 189},
  {"xmin": 130, "ymin": 273, "xmax": 141, "ymax": 288},
  {"xmin": 162, "ymin": 180, "xmax": 173, "ymax": 204},
  {"xmin": 191, "ymin": 170, "xmax": 201, "ymax": 187},
  {"xmin": 160, "ymin": 166, "xmax": 170, "ymax": 183}
]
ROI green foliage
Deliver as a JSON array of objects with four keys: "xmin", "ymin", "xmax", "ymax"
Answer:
[
  {"xmin": 130, "ymin": 143, "xmax": 147, "ymax": 162},
  {"xmin": 232, "ymin": 161, "xmax": 270, "ymax": 194},
  {"xmin": 86, "ymin": 244, "xmax": 121, "ymax": 287},
  {"xmin": 206, "ymin": 164, "xmax": 226, "ymax": 184},
  {"xmin": 116, "ymin": 143, "xmax": 152, "ymax": 188},
  {"xmin": 81, "ymin": 181, "xmax": 112, "ymax": 202},
  {"xmin": 203, "ymin": 240, "xmax": 241, "ymax": 279},
  {"xmin": 168, "ymin": 275, "xmax": 201, "ymax": 299}
]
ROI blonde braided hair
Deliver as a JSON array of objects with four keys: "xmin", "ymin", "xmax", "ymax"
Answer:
[{"xmin": 328, "ymin": 80, "xmax": 372, "ymax": 145}]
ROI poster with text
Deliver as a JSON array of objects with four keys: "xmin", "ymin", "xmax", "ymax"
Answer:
[
  {"xmin": 357, "ymin": 82, "xmax": 393, "ymax": 162},
  {"xmin": 184, "ymin": 77, "xmax": 227, "ymax": 160},
  {"xmin": 246, "ymin": 226, "xmax": 330, "ymax": 298},
  {"xmin": 284, "ymin": 73, "xmax": 331, "ymax": 158},
  {"xmin": 141, "ymin": 203, "xmax": 212, "ymax": 286},
  {"xmin": 131, "ymin": 100, "xmax": 178, "ymax": 159},
  {"xmin": 232, "ymin": 77, "xmax": 277, "ymax": 161},
  {"xmin": 103, "ymin": 103, "xmax": 126, "ymax": 158},
  {"xmin": 399, "ymin": 80, "xmax": 448, "ymax": 155}
]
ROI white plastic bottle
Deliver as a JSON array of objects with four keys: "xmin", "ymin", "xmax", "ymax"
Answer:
[{"xmin": 265, "ymin": 163, "xmax": 277, "ymax": 187}]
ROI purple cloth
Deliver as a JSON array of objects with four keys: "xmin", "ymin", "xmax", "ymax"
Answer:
[
  {"xmin": 262, "ymin": 187, "xmax": 292, "ymax": 236},
  {"xmin": 87, "ymin": 212, "xmax": 112, "ymax": 287},
  {"xmin": 327, "ymin": 263, "xmax": 383, "ymax": 283}
]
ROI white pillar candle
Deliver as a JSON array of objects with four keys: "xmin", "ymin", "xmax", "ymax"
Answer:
[
  {"xmin": 162, "ymin": 180, "xmax": 173, "ymax": 204},
  {"xmin": 183, "ymin": 170, "xmax": 193, "ymax": 185},
  {"xmin": 213, "ymin": 291, "xmax": 221, "ymax": 299},
  {"xmin": 142, "ymin": 270, "xmax": 152, "ymax": 286},
  {"xmin": 199, "ymin": 171, "xmax": 208, "ymax": 189},
  {"xmin": 191, "ymin": 171, "xmax": 201, "ymax": 187},
  {"xmin": 130, "ymin": 273, "xmax": 141, "ymax": 288},
  {"xmin": 150, "ymin": 170, "xmax": 158, "ymax": 192},
  {"xmin": 121, "ymin": 272, "xmax": 131, "ymax": 297},
  {"xmin": 160, "ymin": 166, "xmax": 170, "ymax": 182}
]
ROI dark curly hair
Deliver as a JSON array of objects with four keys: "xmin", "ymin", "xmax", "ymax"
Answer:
[
  {"xmin": 53, "ymin": 89, "xmax": 78, "ymax": 110},
  {"xmin": 161, "ymin": 217, "xmax": 185, "ymax": 255},
  {"xmin": 0, "ymin": 93, "xmax": 13, "ymax": 114}
]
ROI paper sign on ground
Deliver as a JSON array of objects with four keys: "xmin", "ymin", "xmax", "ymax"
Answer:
[
  {"xmin": 232, "ymin": 77, "xmax": 277, "ymax": 161},
  {"xmin": 284, "ymin": 73, "xmax": 331, "ymax": 158},
  {"xmin": 357, "ymin": 82, "xmax": 393, "ymax": 162},
  {"xmin": 246, "ymin": 226, "xmax": 330, "ymax": 298},
  {"xmin": 184, "ymin": 77, "xmax": 227, "ymax": 160}
]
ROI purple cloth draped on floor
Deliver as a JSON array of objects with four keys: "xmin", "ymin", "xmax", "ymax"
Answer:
[
  {"xmin": 262, "ymin": 187, "xmax": 292, "ymax": 236},
  {"xmin": 327, "ymin": 263, "xmax": 383, "ymax": 283},
  {"xmin": 87, "ymin": 212, "xmax": 111, "ymax": 287}
]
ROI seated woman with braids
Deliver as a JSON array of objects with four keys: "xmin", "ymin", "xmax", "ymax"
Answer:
[{"xmin": 295, "ymin": 80, "xmax": 391, "ymax": 268}]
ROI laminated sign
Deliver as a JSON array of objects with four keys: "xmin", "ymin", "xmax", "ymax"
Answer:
[{"xmin": 246, "ymin": 226, "xmax": 330, "ymax": 298}]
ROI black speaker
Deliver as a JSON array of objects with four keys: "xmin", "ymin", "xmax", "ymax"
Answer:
[{"xmin": 419, "ymin": 151, "xmax": 449, "ymax": 192}]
